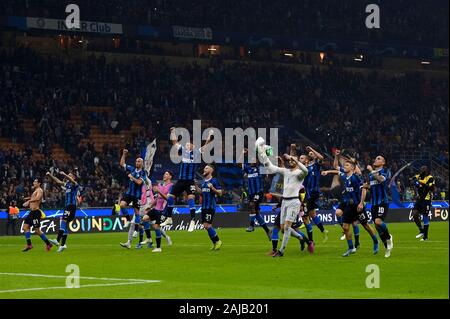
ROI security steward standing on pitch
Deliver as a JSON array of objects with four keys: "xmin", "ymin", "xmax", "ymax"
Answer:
[{"xmin": 6, "ymin": 200, "xmax": 19, "ymax": 235}]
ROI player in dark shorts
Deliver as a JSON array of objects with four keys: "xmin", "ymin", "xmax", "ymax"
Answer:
[
  {"xmin": 240, "ymin": 149, "xmax": 271, "ymax": 239},
  {"xmin": 323, "ymin": 149, "xmax": 362, "ymax": 245},
  {"xmin": 196, "ymin": 165, "xmax": 223, "ymax": 250},
  {"xmin": 47, "ymin": 170, "xmax": 80, "ymax": 252},
  {"xmin": 321, "ymin": 160, "xmax": 379, "ymax": 257},
  {"xmin": 119, "ymin": 149, "xmax": 146, "ymax": 249},
  {"xmin": 161, "ymin": 127, "xmax": 213, "ymax": 232},
  {"xmin": 366, "ymin": 155, "xmax": 393, "ymax": 257},
  {"xmin": 141, "ymin": 207, "xmax": 165, "ymax": 253},
  {"xmin": 411, "ymin": 166, "xmax": 435, "ymax": 241},
  {"xmin": 303, "ymin": 146, "xmax": 329, "ymax": 243},
  {"xmin": 22, "ymin": 178, "xmax": 53, "ymax": 252}
]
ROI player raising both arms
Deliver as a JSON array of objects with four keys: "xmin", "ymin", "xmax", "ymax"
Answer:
[
  {"xmin": 196, "ymin": 165, "xmax": 223, "ymax": 250},
  {"xmin": 322, "ymin": 159, "xmax": 380, "ymax": 257},
  {"xmin": 256, "ymin": 137, "xmax": 309, "ymax": 257},
  {"xmin": 161, "ymin": 128, "xmax": 213, "ymax": 232},
  {"xmin": 269, "ymin": 155, "xmax": 310, "ymax": 256},
  {"xmin": 119, "ymin": 149, "xmax": 146, "ymax": 249},
  {"xmin": 411, "ymin": 166, "xmax": 435, "ymax": 241},
  {"xmin": 22, "ymin": 178, "xmax": 53, "ymax": 252},
  {"xmin": 46, "ymin": 170, "xmax": 79, "ymax": 252},
  {"xmin": 366, "ymin": 155, "xmax": 394, "ymax": 257},
  {"xmin": 303, "ymin": 145, "xmax": 329, "ymax": 242},
  {"xmin": 240, "ymin": 149, "xmax": 271, "ymax": 239}
]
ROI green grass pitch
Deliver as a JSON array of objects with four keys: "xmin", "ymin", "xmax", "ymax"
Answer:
[{"xmin": 0, "ymin": 222, "xmax": 448, "ymax": 299}]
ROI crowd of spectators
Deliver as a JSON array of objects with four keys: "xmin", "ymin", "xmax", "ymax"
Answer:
[
  {"xmin": 0, "ymin": 47, "xmax": 448, "ymax": 209},
  {"xmin": 0, "ymin": 0, "xmax": 448, "ymax": 47}
]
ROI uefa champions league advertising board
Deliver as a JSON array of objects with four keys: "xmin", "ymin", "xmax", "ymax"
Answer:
[{"xmin": 0, "ymin": 203, "xmax": 447, "ymax": 236}]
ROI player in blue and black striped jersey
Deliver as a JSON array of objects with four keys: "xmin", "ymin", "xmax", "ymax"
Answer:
[
  {"xmin": 161, "ymin": 128, "xmax": 214, "ymax": 232},
  {"xmin": 303, "ymin": 146, "xmax": 329, "ymax": 243},
  {"xmin": 240, "ymin": 149, "xmax": 271, "ymax": 239},
  {"xmin": 46, "ymin": 170, "xmax": 80, "ymax": 252},
  {"xmin": 322, "ymin": 159, "xmax": 379, "ymax": 257},
  {"xmin": 119, "ymin": 149, "xmax": 146, "ymax": 249},
  {"xmin": 366, "ymin": 155, "xmax": 393, "ymax": 257},
  {"xmin": 196, "ymin": 165, "xmax": 223, "ymax": 250}
]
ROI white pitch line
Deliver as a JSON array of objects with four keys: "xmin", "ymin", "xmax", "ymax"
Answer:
[
  {"xmin": 0, "ymin": 272, "xmax": 160, "ymax": 283},
  {"xmin": 0, "ymin": 281, "xmax": 157, "ymax": 294}
]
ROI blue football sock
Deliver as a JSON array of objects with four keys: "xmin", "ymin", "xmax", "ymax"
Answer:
[
  {"xmin": 60, "ymin": 220, "xmax": 67, "ymax": 231},
  {"xmin": 371, "ymin": 234, "xmax": 378, "ymax": 244},
  {"xmin": 155, "ymin": 229, "xmax": 162, "ymax": 248},
  {"xmin": 422, "ymin": 214, "xmax": 430, "ymax": 226},
  {"xmin": 188, "ymin": 198, "xmax": 196, "ymax": 219},
  {"xmin": 166, "ymin": 196, "xmax": 175, "ymax": 217},
  {"xmin": 25, "ymin": 231, "xmax": 31, "ymax": 245},
  {"xmin": 347, "ymin": 239, "xmax": 354, "ymax": 250},
  {"xmin": 296, "ymin": 230, "xmax": 307, "ymax": 239},
  {"xmin": 271, "ymin": 227, "xmax": 279, "ymax": 241},
  {"xmin": 39, "ymin": 233, "xmax": 49, "ymax": 244},
  {"xmin": 207, "ymin": 227, "xmax": 217, "ymax": 239},
  {"xmin": 353, "ymin": 224, "xmax": 360, "ymax": 236},
  {"xmin": 306, "ymin": 223, "xmax": 313, "ymax": 233},
  {"xmin": 312, "ymin": 215, "xmax": 321, "ymax": 225},
  {"xmin": 134, "ymin": 214, "xmax": 140, "ymax": 224}
]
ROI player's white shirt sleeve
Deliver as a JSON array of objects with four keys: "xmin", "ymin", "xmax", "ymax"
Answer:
[{"xmin": 259, "ymin": 151, "xmax": 285, "ymax": 175}]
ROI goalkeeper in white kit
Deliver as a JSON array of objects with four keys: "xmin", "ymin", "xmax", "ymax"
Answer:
[{"xmin": 256, "ymin": 137, "xmax": 308, "ymax": 257}]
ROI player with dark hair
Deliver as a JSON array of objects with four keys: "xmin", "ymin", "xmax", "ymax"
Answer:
[
  {"xmin": 322, "ymin": 160, "xmax": 380, "ymax": 257},
  {"xmin": 256, "ymin": 137, "xmax": 309, "ymax": 258},
  {"xmin": 47, "ymin": 170, "xmax": 80, "ymax": 252},
  {"xmin": 119, "ymin": 149, "xmax": 146, "ymax": 249},
  {"xmin": 269, "ymin": 194, "xmax": 309, "ymax": 256},
  {"xmin": 303, "ymin": 146, "xmax": 329, "ymax": 243},
  {"xmin": 366, "ymin": 155, "xmax": 394, "ymax": 257},
  {"xmin": 196, "ymin": 165, "xmax": 223, "ymax": 250},
  {"xmin": 411, "ymin": 166, "xmax": 435, "ymax": 241},
  {"xmin": 325, "ymin": 149, "xmax": 362, "ymax": 244},
  {"xmin": 240, "ymin": 149, "xmax": 271, "ymax": 239},
  {"xmin": 161, "ymin": 128, "xmax": 213, "ymax": 232},
  {"xmin": 22, "ymin": 178, "xmax": 53, "ymax": 252},
  {"xmin": 139, "ymin": 170, "xmax": 174, "ymax": 251}
]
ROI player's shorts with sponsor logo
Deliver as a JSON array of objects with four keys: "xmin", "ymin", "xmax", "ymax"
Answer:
[
  {"xmin": 24, "ymin": 209, "xmax": 43, "ymax": 228},
  {"xmin": 171, "ymin": 179, "xmax": 196, "ymax": 197},
  {"xmin": 201, "ymin": 208, "xmax": 215, "ymax": 224},
  {"xmin": 371, "ymin": 203, "xmax": 389, "ymax": 221},
  {"xmin": 280, "ymin": 197, "xmax": 301, "ymax": 225},
  {"xmin": 122, "ymin": 194, "xmax": 141, "ymax": 210},
  {"xmin": 342, "ymin": 203, "xmax": 369, "ymax": 225},
  {"xmin": 414, "ymin": 200, "xmax": 432, "ymax": 215}
]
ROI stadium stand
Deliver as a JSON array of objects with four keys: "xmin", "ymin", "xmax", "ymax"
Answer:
[{"xmin": 0, "ymin": 46, "xmax": 448, "ymax": 208}]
